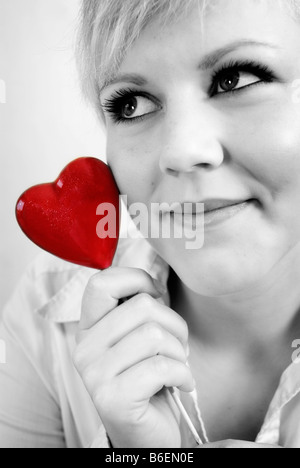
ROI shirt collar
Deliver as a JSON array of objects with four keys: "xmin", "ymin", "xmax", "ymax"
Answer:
[{"xmin": 256, "ymin": 361, "xmax": 300, "ymax": 445}]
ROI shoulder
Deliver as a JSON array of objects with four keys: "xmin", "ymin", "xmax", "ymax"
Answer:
[{"xmin": 0, "ymin": 253, "xmax": 87, "ymax": 399}]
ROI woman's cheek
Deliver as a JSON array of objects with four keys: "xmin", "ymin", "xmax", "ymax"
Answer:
[
  {"xmin": 107, "ymin": 139, "xmax": 158, "ymax": 205},
  {"xmin": 229, "ymin": 97, "xmax": 300, "ymax": 199},
  {"xmin": 230, "ymin": 98, "xmax": 300, "ymax": 244}
]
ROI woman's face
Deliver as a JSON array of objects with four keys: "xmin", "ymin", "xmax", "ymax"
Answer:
[{"xmin": 101, "ymin": 0, "xmax": 300, "ymax": 296}]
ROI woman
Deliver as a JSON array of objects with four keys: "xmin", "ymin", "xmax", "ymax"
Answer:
[{"xmin": 1, "ymin": 0, "xmax": 300, "ymax": 448}]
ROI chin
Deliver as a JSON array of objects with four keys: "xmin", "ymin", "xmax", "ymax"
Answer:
[{"xmin": 169, "ymin": 246, "xmax": 279, "ymax": 298}]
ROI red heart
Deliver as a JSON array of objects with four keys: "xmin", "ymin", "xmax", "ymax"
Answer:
[{"xmin": 16, "ymin": 157, "xmax": 120, "ymax": 270}]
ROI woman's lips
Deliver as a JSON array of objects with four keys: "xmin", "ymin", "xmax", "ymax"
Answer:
[
  {"xmin": 168, "ymin": 199, "xmax": 258, "ymax": 230},
  {"xmin": 203, "ymin": 199, "xmax": 250, "ymax": 213},
  {"xmin": 203, "ymin": 199, "xmax": 256, "ymax": 227}
]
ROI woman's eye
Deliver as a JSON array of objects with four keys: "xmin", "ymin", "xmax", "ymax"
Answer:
[
  {"xmin": 119, "ymin": 95, "xmax": 158, "ymax": 119},
  {"xmin": 215, "ymin": 71, "xmax": 263, "ymax": 95},
  {"xmin": 102, "ymin": 91, "xmax": 161, "ymax": 124},
  {"xmin": 210, "ymin": 61, "xmax": 276, "ymax": 97}
]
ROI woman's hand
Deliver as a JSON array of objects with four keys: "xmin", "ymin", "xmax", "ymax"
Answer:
[
  {"xmin": 200, "ymin": 440, "xmax": 282, "ymax": 448},
  {"xmin": 73, "ymin": 267, "xmax": 193, "ymax": 448}
]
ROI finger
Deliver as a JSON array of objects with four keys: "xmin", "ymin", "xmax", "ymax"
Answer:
[
  {"xmin": 81, "ymin": 267, "xmax": 166, "ymax": 330},
  {"xmin": 80, "ymin": 323, "xmax": 188, "ymax": 379},
  {"xmin": 116, "ymin": 356, "xmax": 194, "ymax": 402},
  {"xmin": 80, "ymin": 293, "xmax": 189, "ymax": 352}
]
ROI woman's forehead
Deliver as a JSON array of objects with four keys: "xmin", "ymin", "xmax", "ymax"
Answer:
[
  {"xmin": 134, "ymin": 0, "xmax": 287, "ymax": 41},
  {"xmin": 117, "ymin": 0, "xmax": 293, "ymax": 72}
]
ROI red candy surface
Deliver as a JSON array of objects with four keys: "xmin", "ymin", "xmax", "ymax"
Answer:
[{"xmin": 16, "ymin": 157, "xmax": 120, "ymax": 270}]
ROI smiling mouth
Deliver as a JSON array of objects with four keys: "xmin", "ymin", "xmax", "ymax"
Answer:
[
  {"xmin": 164, "ymin": 198, "xmax": 259, "ymax": 230},
  {"xmin": 164, "ymin": 198, "xmax": 258, "ymax": 215},
  {"xmin": 204, "ymin": 199, "xmax": 258, "ymax": 213},
  {"xmin": 203, "ymin": 199, "xmax": 259, "ymax": 227}
]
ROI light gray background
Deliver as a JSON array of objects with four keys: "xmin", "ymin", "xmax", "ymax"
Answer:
[{"xmin": 0, "ymin": 0, "xmax": 107, "ymax": 309}]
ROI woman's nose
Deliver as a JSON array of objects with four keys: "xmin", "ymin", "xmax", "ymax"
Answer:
[{"xmin": 159, "ymin": 106, "xmax": 224, "ymax": 175}]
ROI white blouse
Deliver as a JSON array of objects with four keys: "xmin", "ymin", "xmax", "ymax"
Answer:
[{"xmin": 0, "ymin": 236, "xmax": 300, "ymax": 448}]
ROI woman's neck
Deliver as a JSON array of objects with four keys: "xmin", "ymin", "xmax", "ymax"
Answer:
[{"xmin": 169, "ymin": 247, "xmax": 300, "ymax": 359}]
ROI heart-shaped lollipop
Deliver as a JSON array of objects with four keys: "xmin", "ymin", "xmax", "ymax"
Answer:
[{"xmin": 16, "ymin": 157, "xmax": 120, "ymax": 270}]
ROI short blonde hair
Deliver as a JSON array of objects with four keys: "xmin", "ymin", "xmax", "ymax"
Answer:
[{"xmin": 77, "ymin": 0, "xmax": 300, "ymax": 119}]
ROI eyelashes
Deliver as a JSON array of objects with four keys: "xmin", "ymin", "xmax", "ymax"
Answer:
[
  {"xmin": 101, "ymin": 59, "xmax": 277, "ymax": 124},
  {"xmin": 101, "ymin": 89, "xmax": 160, "ymax": 125},
  {"xmin": 209, "ymin": 59, "xmax": 276, "ymax": 96}
]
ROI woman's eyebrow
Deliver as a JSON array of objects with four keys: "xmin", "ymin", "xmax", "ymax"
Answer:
[
  {"xmin": 199, "ymin": 39, "xmax": 280, "ymax": 71},
  {"xmin": 100, "ymin": 40, "xmax": 279, "ymax": 92},
  {"xmin": 100, "ymin": 74, "xmax": 147, "ymax": 93}
]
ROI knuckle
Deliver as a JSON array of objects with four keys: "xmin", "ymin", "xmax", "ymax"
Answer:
[
  {"xmin": 86, "ymin": 272, "xmax": 107, "ymax": 294},
  {"xmin": 94, "ymin": 381, "xmax": 117, "ymax": 413},
  {"xmin": 152, "ymin": 355, "xmax": 169, "ymax": 376},
  {"xmin": 143, "ymin": 322, "xmax": 164, "ymax": 342},
  {"xmin": 133, "ymin": 293, "xmax": 155, "ymax": 308}
]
